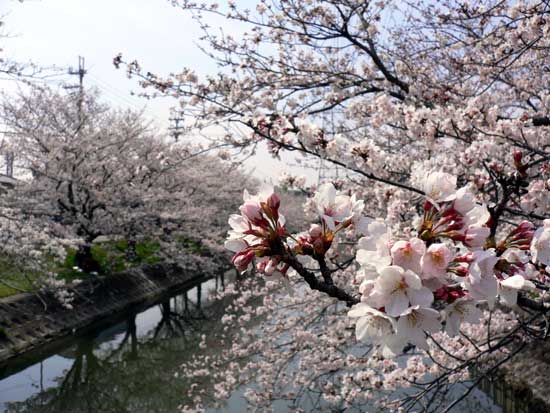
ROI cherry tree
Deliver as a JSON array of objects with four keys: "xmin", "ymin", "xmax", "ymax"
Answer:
[
  {"xmin": 116, "ymin": 0, "xmax": 550, "ymax": 411},
  {"xmin": 0, "ymin": 86, "xmax": 250, "ymax": 300},
  {"xmin": 0, "ymin": 12, "xmax": 81, "ymax": 301}
]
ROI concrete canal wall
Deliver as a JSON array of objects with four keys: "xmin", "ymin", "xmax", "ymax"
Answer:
[
  {"xmin": 485, "ymin": 342, "xmax": 550, "ymax": 413},
  {"xmin": 0, "ymin": 261, "xmax": 222, "ymax": 365}
]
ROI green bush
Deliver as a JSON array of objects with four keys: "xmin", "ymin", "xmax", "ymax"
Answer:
[
  {"xmin": 134, "ymin": 240, "xmax": 161, "ymax": 264},
  {"xmin": 178, "ymin": 236, "xmax": 208, "ymax": 255}
]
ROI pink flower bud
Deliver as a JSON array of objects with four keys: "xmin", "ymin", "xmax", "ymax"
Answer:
[
  {"xmin": 423, "ymin": 200, "xmax": 435, "ymax": 212},
  {"xmin": 503, "ymin": 221, "xmax": 535, "ymax": 250},
  {"xmin": 264, "ymin": 258, "xmax": 279, "ymax": 275},
  {"xmin": 240, "ymin": 202, "xmax": 262, "ymax": 221},
  {"xmin": 451, "ymin": 265, "xmax": 469, "ymax": 277},
  {"xmin": 444, "ymin": 220, "xmax": 464, "ymax": 232},
  {"xmin": 434, "ymin": 286, "xmax": 465, "ymax": 303},
  {"xmin": 232, "ymin": 250, "xmax": 255, "ymax": 272},
  {"xmin": 434, "ymin": 286, "xmax": 450, "ymax": 301},
  {"xmin": 454, "ymin": 252, "xmax": 474, "ymax": 263},
  {"xmin": 440, "ymin": 206, "xmax": 459, "ymax": 218},
  {"xmin": 514, "ymin": 220, "xmax": 535, "ymax": 234},
  {"xmin": 267, "ymin": 193, "xmax": 280, "ymax": 214},
  {"xmin": 256, "ymin": 259, "xmax": 267, "ymax": 273},
  {"xmin": 510, "ymin": 221, "xmax": 535, "ymax": 241},
  {"xmin": 309, "ymin": 224, "xmax": 323, "ymax": 238},
  {"xmin": 448, "ymin": 289, "xmax": 466, "ymax": 301},
  {"xmin": 240, "ymin": 202, "xmax": 269, "ymax": 228}
]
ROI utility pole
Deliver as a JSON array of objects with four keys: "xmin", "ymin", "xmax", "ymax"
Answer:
[
  {"xmin": 168, "ymin": 110, "xmax": 185, "ymax": 142},
  {"xmin": 65, "ymin": 56, "xmax": 87, "ymax": 125}
]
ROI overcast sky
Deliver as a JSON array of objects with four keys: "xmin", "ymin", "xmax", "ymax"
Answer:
[{"xmin": 0, "ymin": 0, "xmax": 318, "ymax": 184}]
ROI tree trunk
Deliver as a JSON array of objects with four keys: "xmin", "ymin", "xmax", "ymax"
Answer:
[
  {"xmin": 74, "ymin": 244, "xmax": 101, "ymax": 274},
  {"xmin": 125, "ymin": 239, "xmax": 138, "ymax": 262}
]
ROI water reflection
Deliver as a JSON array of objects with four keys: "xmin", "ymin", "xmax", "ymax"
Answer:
[
  {"xmin": 0, "ymin": 270, "xmax": 532, "ymax": 413},
  {"xmin": 0, "ymin": 273, "xmax": 236, "ymax": 413}
]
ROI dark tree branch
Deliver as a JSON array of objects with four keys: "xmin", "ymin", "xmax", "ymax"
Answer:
[
  {"xmin": 532, "ymin": 116, "xmax": 550, "ymax": 126},
  {"xmin": 282, "ymin": 252, "xmax": 360, "ymax": 307}
]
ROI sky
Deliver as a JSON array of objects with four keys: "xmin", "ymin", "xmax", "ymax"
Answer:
[{"xmin": 0, "ymin": 0, "xmax": 319, "ymax": 184}]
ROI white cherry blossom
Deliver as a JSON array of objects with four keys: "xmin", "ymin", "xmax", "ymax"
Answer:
[
  {"xmin": 463, "ymin": 225, "xmax": 490, "ymax": 248},
  {"xmin": 348, "ymin": 303, "xmax": 402, "ymax": 357},
  {"xmin": 396, "ymin": 306, "xmax": 441, "ymax": 350},
  {"xmin": 531, "ymin": 220, "xmax": 550, "ymax": 267},
  {"xmin": 498, "ymin": 275, "xmax": 536, "ymax": 306},
  {"xmin": 422, "ymin": 172, "xmax": 457, "ymax": 203},
  {"xmin": 356, "ymin": 220, "xmax": 391, "ymax": 272},
  {"xmin": 312, "ymin": 182, "xmax": 364, "ymax": 230},
  {"xmin": 441, "ymin": 299, "xmax": 483, "ymax": 337},
  {"xmin": 371, "ymin": 265, "xmax": 434, "ymax": 317},
  {"xmin": 421, "ymin": 243, "xmax": 453, "ymax": 279},
  {"xmin": 453, "ymin": 186, "xmax": 476, "ymax": 215},
  {"xmin": 464, "ymin": 204, "xmax": 491, "ymax": 227},
  {"xmin": 464, "ymin": 249, "xmax": 499, "ymax": 307},
  {"xmin": 390, "ymin": 238, "xmax": 425, "ymax": 274}
]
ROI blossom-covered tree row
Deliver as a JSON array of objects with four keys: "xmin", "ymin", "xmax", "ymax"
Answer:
[
  {"xmin": 0, "ymin": 86, "xmax": 250, "ymax": 304},
  {"xmin": 118, "ymin": 0, "xmax": 550, "ymax": 411}
]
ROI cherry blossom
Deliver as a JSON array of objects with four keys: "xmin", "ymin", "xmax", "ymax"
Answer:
[
  {"xmin": 0, "ymin": 86, "xmax": 249, "ymax": 301},
  {"xmin": 311, "ymin": 182, "xmax": 364, "ymax": 230},
  {"xmin": 347, "ymin": 303, "xmax": 400, "ymax": 357},
  {"xmin": 390, "ymin": 238, "xmax": 425, "ymax": 274},
  {"xmin": 531, "ymin": 220, "xmax": 550, "ymax": 267},
  {"xmin": 464, "ymin": 249, "xmax": 499, "ymax": 307},
  {"xmin": 422, "ymin": 172, "xmax": 457, "ymax": 204},
  {"xmin": 421, "ymin": 243, "xmax": 454, "ymax": 279},
  {"xmin": 355, "ymin": 220, "xmax": 392, "ymax": 273},
  {"xmin": 441, "ymin": 299, "xmax": 483, "ymax": 337},
  {"xmin": 395, "ymin": 306, "xmax": 441, "ymax": 350},
  {"xmin": 498, "ymin": 274, "xmax": 536, "ymax": 307},
  {"xmin": 369, "ymin": 265, "xmax": 433, "ymax": 317}
]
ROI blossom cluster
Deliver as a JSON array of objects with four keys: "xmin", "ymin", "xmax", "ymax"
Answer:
[
  {"xmin": 227, "ymin": 171, "xmax": 549, "ymax": 358},
  {"xmin": 225, "ymin": 186, "xmax": 289, "ymax": 277}
]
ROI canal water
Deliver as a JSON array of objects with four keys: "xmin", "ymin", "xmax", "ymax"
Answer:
[
  {"xmin": 0, "ymin": 273, "xmax": 241, "ymax": 413},
  {"xmin": 0, "ymin": 273, "xmax": 529, "ymax": 413}
]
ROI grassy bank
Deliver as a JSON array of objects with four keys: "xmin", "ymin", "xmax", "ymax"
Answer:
[{"xmin": 0, "ymin": 238, "xmax": 201, "ymax": 299}]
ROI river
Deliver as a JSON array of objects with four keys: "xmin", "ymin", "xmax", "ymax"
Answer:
[{"xmin": 0, "ymin": 272, "xmax": 530, "ymax": 413}]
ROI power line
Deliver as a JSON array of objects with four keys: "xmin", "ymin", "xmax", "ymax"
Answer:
[
  {"xmin": 87, "ymin": 73, "xmax": 144, "ymax": 110},
  {"xmin": 87, "ymin": 78, "xmax": 142, "ymax": 111}
]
